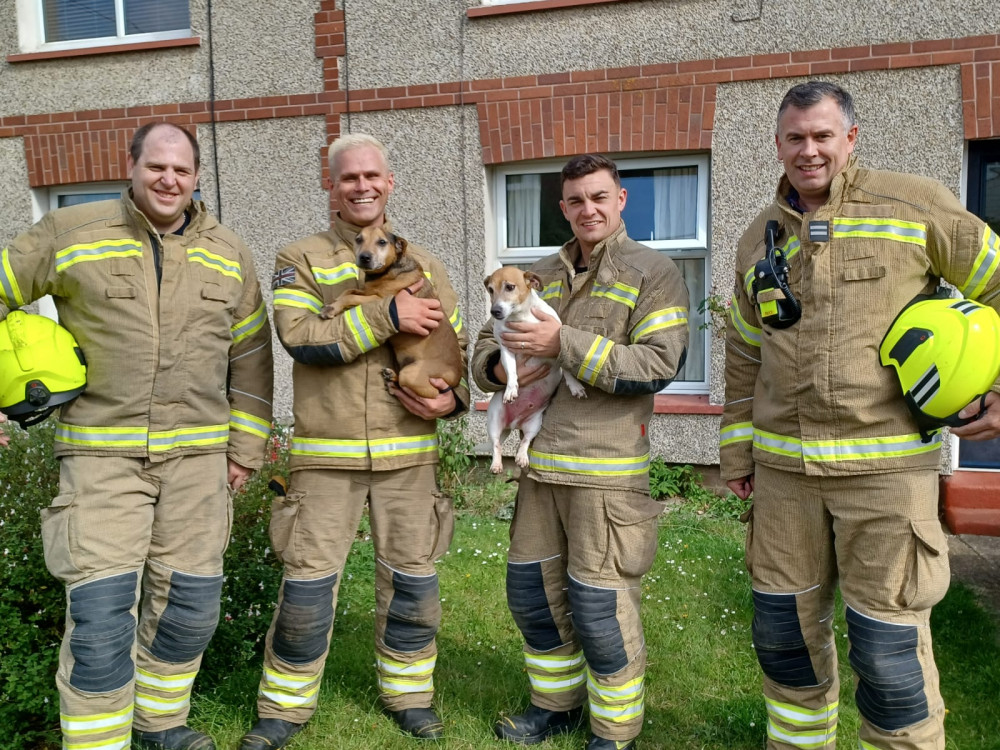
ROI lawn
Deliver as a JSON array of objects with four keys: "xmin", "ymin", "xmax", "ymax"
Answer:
[{"xmin": 188, "ymin": 476, "xmax": 1000, "ymax": 750}]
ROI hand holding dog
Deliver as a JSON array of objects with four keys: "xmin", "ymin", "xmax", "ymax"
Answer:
[
  {"xmin": 395, "ymin": 279, "xmax": 444, "ymax": 336},
  {"xmin": 500, "ymin": 308, "xmax": 562, "ymax": 358},
  {"xmin": 388, "ymin": 376, "xmax": 456, "ymax": 420}
]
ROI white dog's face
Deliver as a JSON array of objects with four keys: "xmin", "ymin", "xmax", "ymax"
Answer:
[{"xmin": 484, "ymin": 268, "xmax": 541, "ymax": 321}]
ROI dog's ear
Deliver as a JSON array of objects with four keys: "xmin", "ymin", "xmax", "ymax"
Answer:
[
  {"xmin": 483, "ymin": 275, "xmax": 493, "ymax": 291},
  {"xmin": 392, "ymin": 234, "xmax": 408, "ymax": 254},
  {"xmin": 524, "ymin": 271, "xmax": 543, "ymax": 291}
]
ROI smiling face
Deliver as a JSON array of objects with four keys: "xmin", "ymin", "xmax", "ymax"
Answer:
[
  {"xmin": 127, "ymin": 125, "xmax": 199, "ymax": 234},
  {"xmin": 331, "ymin": 145, "xmax": 394, "ymax": 228},
  {"xmin": 559, "ymin": 168, "xmax": 627, "ymax": 263},
  {"xmin": 776, "ymin": 96, "xmax": 858, "ymax": 212}
]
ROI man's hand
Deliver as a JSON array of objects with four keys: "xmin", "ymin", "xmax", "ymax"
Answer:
[
  {"xmin": 227, "ymin": 459, "xmax": 253, "ymax": 493},
  {"xmin": 951, "ymin": 391, "xmax": 1000, "ymax": 441},
  {"xmin": 491, "ymin": 357, "xmax": 551, "ymax": 388},
  {"xmin": 500, "ymin": 308, "xmax": 562, "ymax": 359},
  {"xmin": 389, "ymin": 377, "xmax": 456, "ymax": 420},
  {"xmin": 726, "ymin": 475, "xmax": 754, "ymax": 500},
  {"xmin": 0, "ymin": 412, "xmax": 9, "ymax": 448},
  {"xmin": 395, "ymin": 278, "xmax": 444, "ymax": 336}
]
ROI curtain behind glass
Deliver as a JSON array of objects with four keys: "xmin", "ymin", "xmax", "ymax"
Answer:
[
  {"xmin": 672, "ymin": 257, "xmax": 705, "ymax": 382},
  {"xmin": 44, "ymin": 0, "xmax": 116, "ymax": 42},
  {"xmin": 653, "ymin": 166, "xmax": 697, "ymax": 240},
  {"xmin": 125, "ymin": 0, "xmax": 189, "ymax": 34},
  {"xmin": 506, "ymin": 174, "xmax": 541, "ymax": 248}
]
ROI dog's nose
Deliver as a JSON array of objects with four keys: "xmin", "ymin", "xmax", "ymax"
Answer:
[
  {"xmin": 491, "ymin": 305, "xmax": 504, "ymax": 319},
  {"xmin": 358, "ymin": 252, "xmax": 372, "ymax": 268}
]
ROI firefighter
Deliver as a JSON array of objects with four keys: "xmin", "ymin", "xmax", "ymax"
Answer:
[
  {"xmin": 0, "ymin": 122, "xmax": 274, "ymax": 750},
  {"xmin": 721, "ymin": 80, "xmax": 1000, "ymax": 750},
  {"xmin": 471, "ymin": 154, "xmax": 689, "ymax": 750},
  {"xmin": 239, "ymin": 133, "xmax": 469, "ymax": 749}
]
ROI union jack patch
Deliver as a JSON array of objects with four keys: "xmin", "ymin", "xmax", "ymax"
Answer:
[{"xmin": 272, "ymin": 266, "xmax": 295, "ymax": 289}]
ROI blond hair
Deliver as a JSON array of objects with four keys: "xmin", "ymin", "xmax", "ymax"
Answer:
[{"xmin": 328, "ymin": 133, "xmax": 390, "ymax": 178}]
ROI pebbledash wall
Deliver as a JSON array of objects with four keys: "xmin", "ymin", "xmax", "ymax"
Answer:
[{"xmin": 1, "ymin": 0, "xmax": 998, "ymax": 493}]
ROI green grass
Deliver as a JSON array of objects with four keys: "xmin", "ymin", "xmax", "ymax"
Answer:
[{"xmin": 190, "ymin": 496, "xmax": 1000, "ymax": 749}]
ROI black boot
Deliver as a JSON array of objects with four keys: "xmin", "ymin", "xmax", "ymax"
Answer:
[
  {"xmin": 132, "ymin": 726, "xmax": 216, "ymax": 750},
  {"xmin": 586, "ymin": 735, "xmax": 636, "ymax": 750},
  {"xmin": 494, "ymin": 704, "xmax": 585, "ymax": 744},
  {"xmin": 385, "ymin": 707, "xmax": 444, "ymax": 740},
  {"xmin": 238, "ymin": 718, "xmax": 304, "ymax": 750}
]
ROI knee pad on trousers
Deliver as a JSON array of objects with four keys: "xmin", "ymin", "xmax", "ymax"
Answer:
[
  {"xmin": 507, "ymin": 561, "xmax": 563, "ymax": 652},
  {"xmin": 751, "ymin": 590, "xmax": 819, "ymax": 688},
  {"xmin": 272, "ymin": 573, "xmax": 337, "ymax": 665},
  {"xmin": 149, "ymin": 570, "xmax": 224, "ymax": 663},
  {"xmin": 68, "ymin": 571, "xmax": 138, "ymax": 693},
  {"xmin": 846, "ymin": 606, "xmax": 928, "ymax": 730},
  {"xmin": 384, "ymin": 570, "xmax": 439, "ymax": 653},
  {"xmin": 568, "ymin": 578, "xmax": 627, "ymax": 675}
]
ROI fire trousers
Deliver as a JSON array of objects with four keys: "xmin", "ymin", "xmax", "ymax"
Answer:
[
  {"xmin": 40, "ymin": 453, "xmax": 231, "ymax": 750},
  {"xmin": 746, "ymin": 464, "xmax": 949, "ymax": 750},
  {"xmin": 505, "ymin": 477, "xmax": 664, "ymax": 742},
  {"xmin": 254, "ymin": 464, "xmax": 454, "ymax": 722}
]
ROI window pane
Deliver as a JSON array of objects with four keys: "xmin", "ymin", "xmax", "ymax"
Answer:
[
  {"xmin": 58, "ymin": 192, "xmax": 120, "ymax": 208},
  {"xmin": 43, "ymin": 0, "xmax": 116, "ymax": 42},
  {"xmin": 124, "ymin": 0, "xmax": 189, "ymax": 35},
  {"xmin": 672, "ymin": 257, "xmax": 706, "ymax": 382},
  {"xmin": 620, "ymin": 167, "xmax": 698, "ymax": 242},
  {"xmin": 505, "ymin": 172, "xmax": 567, "ymax": 248}
]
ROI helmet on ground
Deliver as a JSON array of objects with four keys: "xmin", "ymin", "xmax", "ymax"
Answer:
[
  {"xmin": 880, "ymin": 291, "xmax": 1000, "ymax": 440},
  {"xmin": 0, "ymin": 311, "xmax": 87, "ymax": 428}
]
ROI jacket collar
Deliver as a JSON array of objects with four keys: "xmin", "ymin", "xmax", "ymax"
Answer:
[
  {"xmin": 115, "ymin": 190, "xmax": 210, "ymax": 236},
  {"xmin": 776, "ymin": 155, "xmax": 860, "ymax": 214},
  {"xmin": 558, "ymin": 221, "xmax": 626, "ymax": 285}
]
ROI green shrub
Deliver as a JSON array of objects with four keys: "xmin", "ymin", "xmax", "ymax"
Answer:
[{"xmin": 649, "ymin": 459, "xmax": 750, "ymax": 520}]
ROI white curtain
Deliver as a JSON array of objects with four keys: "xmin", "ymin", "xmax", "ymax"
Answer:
[
  {"xmin": 506, "ymin": 174, "xmax": 541, "ymax": 247},
  {"xmin": 653, "ymin": 167, "xmax": 697, "ymax": 240},
  {"xmin": 673, "ymin": 257, "xmax": 706, "ymax": 382}
]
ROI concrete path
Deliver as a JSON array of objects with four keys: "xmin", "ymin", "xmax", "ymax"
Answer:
[{"xmin": 948, "ymin": 531, "xmax": 1000, "ymax": 620}]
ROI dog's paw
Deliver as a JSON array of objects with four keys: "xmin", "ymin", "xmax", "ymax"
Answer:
[
  {"xmin": 570, "ymin": 385, "xmax": 587, "ymax": 399},
  {"xmin": 515, "ymin": 450, "xmax": 529, "ymax": 468},
  {"xmin": 503, "ymin": 385, "xmax": 519, "ymax": 403},
  {"xmin": 490, "ymin": 459, "xmax": 504, "ymax": 474},
  {"xmin": 319, "ymin": 302, "xmax": 342, "ymax": 320},
  {"xmin": 381, "ymin": 368, "xmax": 399, "ymax": 390}
]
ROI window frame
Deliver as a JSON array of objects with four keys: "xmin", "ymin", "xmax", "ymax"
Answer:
[
  {"xmin": 16, "ymin": 0, "xmax": 191, "ymax": 54},
  {"xmin": 488, "ymin": 153, "xmax": 712, "ymax": 394}
]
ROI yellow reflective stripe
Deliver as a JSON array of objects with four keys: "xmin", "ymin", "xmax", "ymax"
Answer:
[
  {"xmin": 527, "ymin": 670, "xmax": 586, "ymax": 693},
  {"xmin": 64, "ymin": 733, "xmax": 131, "ymax": 750},
  {"xmin": 311, "ymin": 262, "xmax": 359, "ymax": 285},
  {"xmin": 588, "ymin": 697, "xmax": 644, "ymax": 722},
  {"xmin": 765, "ymin": 697, "xmax": 839, "ymax": 727},
  {"xmin": 135, "ymin": 668, "xmax": 197, "ymax": 693},
  {"xmin": 149, "ymin": 424, "xmax": 229, "ymax": 452},
  {"xmin": 378, "ymin": 674, "xmax": 433, "ymax": 694},
  {"xmin": 782, "ymin": 235, "xmax": 801, "ymax": 261},
  {"xmin": 290, "ymin": 437, "xmax": 369, "ymax": 458},
  {"xmin": 859, "ymin": 740, "xmax": 881, "ymax": 750},
  {"xmin": 591, "ymin": 281, "xmax": 639, "ymax": 309},
  {"xmin": 231, "ymin": 302, "xmax": 267, "ymax": 345},
  {"xmin": 832, "ymin": 217, "xmax": 927, "ymax": 246},
  {"xmin": 720, "ymin": 421, "xmax": 753, "ymax": 447},
  {"xmin": 54, "ymin": 422, "xmax": 148, "ymax": 448},
  {"xmin": 960, "ymin": 225, "xmax": 1000, "ymax": 299},
  {"xmin": 752, "ymin": 428, "xmax": 942, "ymax": 461},
  {"xmin": 262, "ymin": 667, "xmax": 320, "ymax": 691},
  {"xmin": 528, "ymin": 450, "xmax": 649, "ymax": 477},
  {"xmin": 729, "ymin": 294, "xmax": 761, "ymax": 347},
  {"xmin": 61, "ymin": 706, "xmax": 133, "ymax": 735},
  {"xmin": 187, "ymin": 247, "xmax": 242, "ymax": 282},
  {"xmin": 630, "ymin": 306, "xmax": 687, "ymax": 342},
  {"xmin": 767, "ymin": 717, "xmax": 837, "ymax": 749},
  {"xmin": 273, "ymin": 288, "xmax": 322, "ymax": 312},
  {"xmin": 230, "ymin": 409, "xmax": 271, "ymax": 439},
  {"xmin": 134, "ymin": 689, "xmax": 190, "ymax": 713},
  {"xmin": 55, "ymin": 239, "xmax": 142, "ymax": 272},
  {"xmin": 369, "ymin": 434, "xmax": 438, "ymax": 459},
  {"xmin": 524, "ymin": 651, "xmax": 585, "ymax": 671},
  {"xmin": 0, "ymin": 247, "xmax": 25, "ymax": 307},
  {"xmin": 577, "ymin": 334, "xmax": 613, "ymax": 385},
  {"xmin": 345, "ymin": 305, "xmax": 377, "ymax": 352},
  {"xmin": 541, "ymin": 280, "xmax": 563, "ymax": 301},
  {"xmin": 587, "ymin": 673, "xmax": 644, "ymax": 702},
  {"xmin": 752, "ymin": 428, "xmax": 802, "ymax": 458},
  {"xmin": 260, "ymin": 681, "xmax": 320, "ymax": 708},
  {"xmin": 450, "ymin": 305, "xmax": 464, "ymax": 334},
  {"xmin": 377, "ymin": 655, "xmax": 437, "ymax": 676}
]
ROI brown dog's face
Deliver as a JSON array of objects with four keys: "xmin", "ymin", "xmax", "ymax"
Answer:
[
  {"xmin": 484, "ymin": 268, "xmax": 542, "ymax": 320},
  {"xmin": 355, "ymin": 225, "xmax": 407, "ymax": 272}
]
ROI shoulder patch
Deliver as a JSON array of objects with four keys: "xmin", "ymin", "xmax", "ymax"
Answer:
[{"xmin": 272, "ymin": 266, "xmax": 296, "ymax": 289}]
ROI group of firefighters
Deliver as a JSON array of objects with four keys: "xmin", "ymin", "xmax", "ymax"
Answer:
[{"xmin": 0, "ymin": 80, "xmax": 998, "ymax": 750}]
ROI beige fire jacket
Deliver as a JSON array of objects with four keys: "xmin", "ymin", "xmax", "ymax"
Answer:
[
  {"xmin": 720, "ymin": 158, "xmax": 1000, "ymax": 480},
  {"xmin": 272, "ymin": 215, "xmax": 469, "ymax": 473},
  {"xmin": 471, "ymin": 222, "xmax": 689, "ymax": 492},
  {"xmin": 0, "ymin": 194, "xmax": 274, "ymax": 469}
]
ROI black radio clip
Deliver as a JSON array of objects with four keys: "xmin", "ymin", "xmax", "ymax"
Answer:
[{"xmin": 752, "ymin": 220, "xmax": 801, "ymax": 329}]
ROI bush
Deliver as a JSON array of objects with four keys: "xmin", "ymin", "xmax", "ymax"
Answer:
[{"xmin": 649, "ymin": 459, "xmax": 750, "ymax": 520}]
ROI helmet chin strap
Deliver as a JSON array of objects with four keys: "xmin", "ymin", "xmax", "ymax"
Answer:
[{"xmin": 11, "ymin": 405, "xmax": 56, "ymax": 429}]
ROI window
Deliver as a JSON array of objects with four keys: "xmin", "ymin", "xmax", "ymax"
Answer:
[
  {"xmin": 17, "ymin": 0, "xmax": 190, "ymax": 53},
  {"xmin": 490, "ymin": 154, "xmax": 711, "ymax": 393}
]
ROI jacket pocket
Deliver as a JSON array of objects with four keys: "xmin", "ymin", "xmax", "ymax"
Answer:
[
  {"xmin": 842, "ymin": 265, "xmax": 887, "ymax": 282},
  {"xmin": 901, "ymin": 519, "xmax": 950, "ymax": 611},
  {"xmin": 430, "ymin": 491, "xmax": 455, "ymax": 562},
  {"xmin": 740, "ymin": 503, "xmax": 755, "ymax": 578},
  {"xmin": 106, "ymin": 286, "xmax": 137, "ymax": 299},
  {"xmin": 601, "ymin": 493, "xmax": 664, "ymax": 581},
  {"xmin": 269, "ymin": 490, "xmax": 303, "ymax": 567},
  {"xmin": 41, "ymin": 492, "xmax": 82, "ymax": 583}
]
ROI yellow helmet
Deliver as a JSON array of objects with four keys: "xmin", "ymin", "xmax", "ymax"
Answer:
[
  {"xmin": 880, "ymin": 292, "xmax": 1000, "ymax": 440},
  {"xmin": 0, "ymin": 311, "xmax": 87, "ymax": 428}
]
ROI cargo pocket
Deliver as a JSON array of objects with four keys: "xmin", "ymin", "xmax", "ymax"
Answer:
[
  {"xmin": 222, "ymin": 494, "xmax": 234, "ymax": 555},
  {"xmin": 269, "ymin": 490, "xmax": 303, "ymax": 567},
  {"xmin": 430, "ymin": 491, "xmax": 455, "ymax": 562},
  {"xmin": 901, "ymin": 519, "xmax": 950, "ymax": 612},
  {"xmin": 601, "ymin": 493, "xmax": 664, "ymax": 581},
  {"xmin": 40, "ymin": 492, "xmax": 81, "ymax": 583},
  {"xmin": 740, "ymin": 503, "xmax": 755, "ymax": 577}
]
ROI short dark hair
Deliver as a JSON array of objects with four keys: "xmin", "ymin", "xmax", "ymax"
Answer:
[
  {"xmin": 560, "ymin": 153, "xmax": 621, "ymax": 190},
  {"xmin": 776, "ymin": 80, "xmax": 856, "ymax": 134},
  {"xmin": 129, "ymin": 122, "xmax": 201, "ymax": 169}
]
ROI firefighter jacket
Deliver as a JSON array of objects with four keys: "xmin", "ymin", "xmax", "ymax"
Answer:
[
  {"xmin": 0, "ymin": 194, "xmax": 274, "ymax": 468},
  {"xmin": 471, "ymin": 222, "xmax": 689, "ymax": 492},
  {"xmin": 271, "ymin": 215, "xmax": 469, "ymax": 473},
  {"xmin": 720, "ymin": 157, "xmax": 1000, "ymax": 481}
]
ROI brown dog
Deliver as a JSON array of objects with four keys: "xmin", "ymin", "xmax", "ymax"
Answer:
[{"xmin": 321, "ymin": 225, "xmax": 463, "ymax": 399}]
